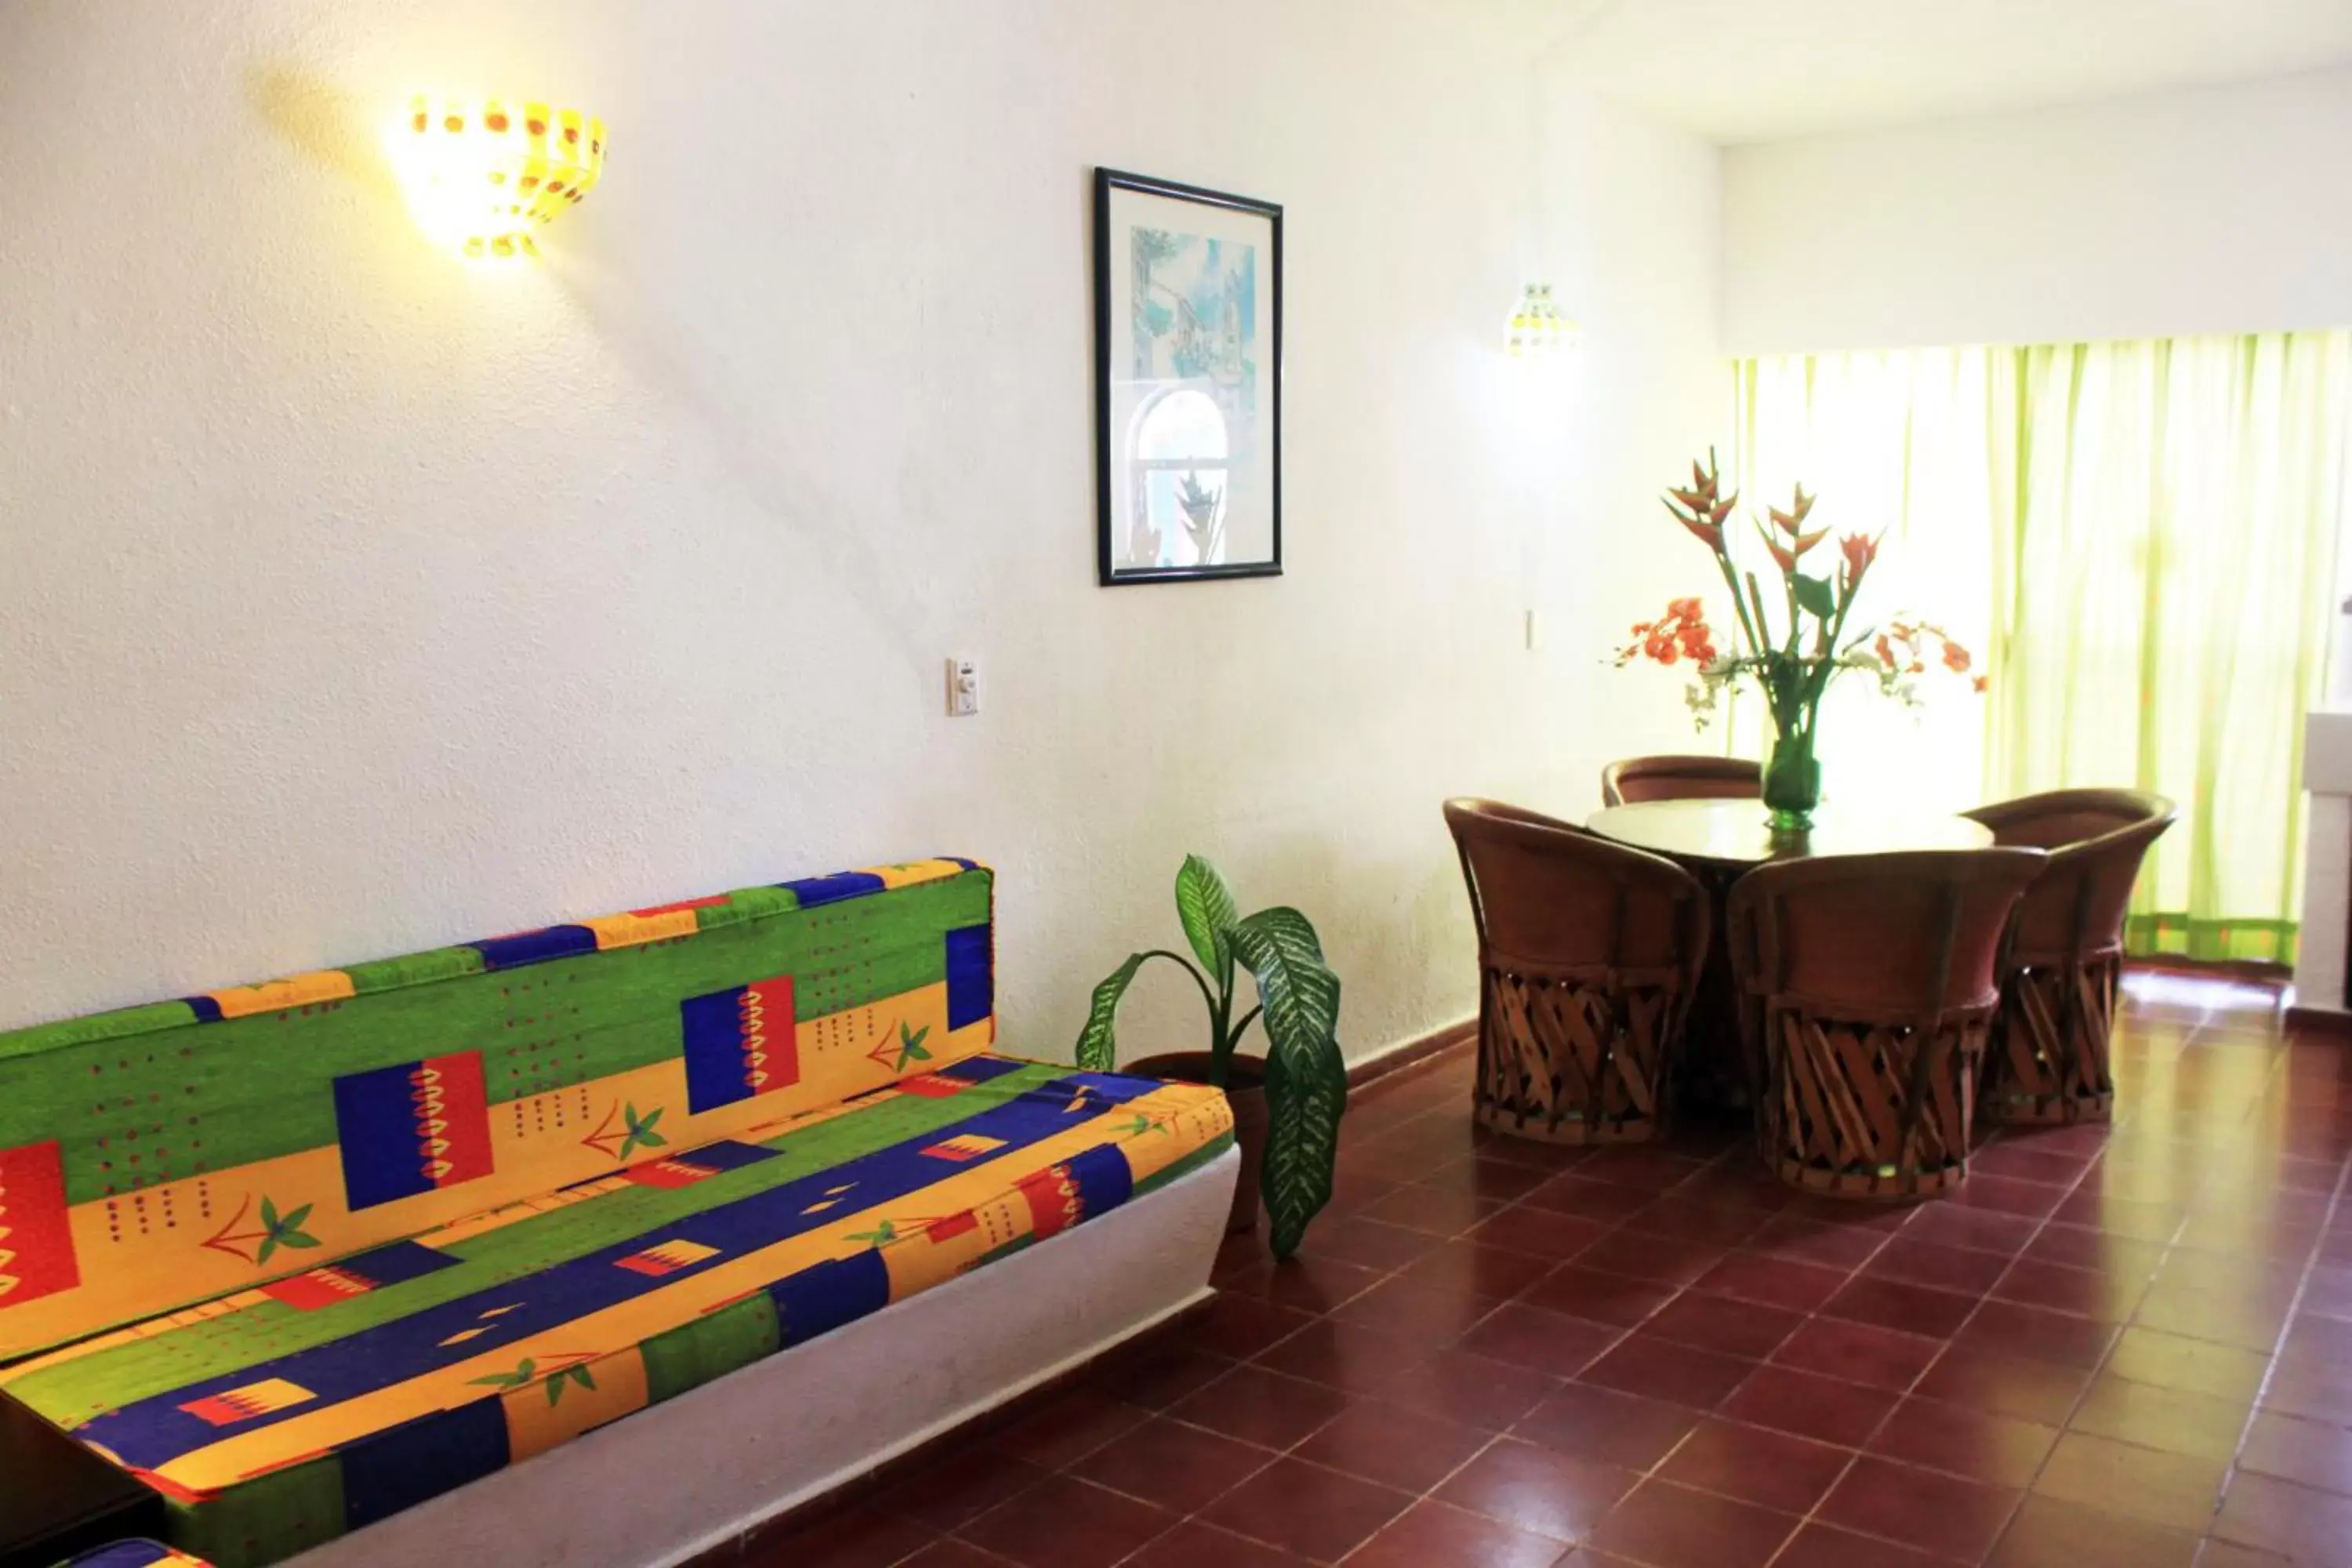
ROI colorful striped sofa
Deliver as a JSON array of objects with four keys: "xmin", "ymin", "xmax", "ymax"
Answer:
[{"xmin": 0, "ymin": 860, "xmax": 1236, "ymax": 1568}]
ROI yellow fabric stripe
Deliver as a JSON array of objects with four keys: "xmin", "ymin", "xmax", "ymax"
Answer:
[
  {"xmin": 207, "ymin": 971, "xmax": 357, "ymax": 1020},
  {"xmin": 580, "ymin": 909, "xmax": 703, "ymax": 950},
  {"xmin": 866, "ymin": 858, "xmax": 974, "ymax": 891},
  {"xmin": 153, "ymin": 1083, "xmax": 1225, "ymax": 1492}
]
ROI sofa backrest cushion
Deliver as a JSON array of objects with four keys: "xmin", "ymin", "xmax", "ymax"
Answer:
[{"xmin": 0, "ymin": 858, "xmax": 995, "ymax": 1363}]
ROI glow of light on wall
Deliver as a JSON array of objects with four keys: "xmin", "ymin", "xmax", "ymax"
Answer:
[{"xmin": 388, "ymin": 96, "xmax": 605, "ymax": 262}]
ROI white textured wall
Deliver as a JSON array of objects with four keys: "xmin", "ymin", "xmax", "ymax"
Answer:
[
  {"xmin": 0, "ymin": 2, "xmax": 1722, "ymax": 1062},
  {"xmin": 1722, "ymin": 67, "xmax": 2352, "ymax": 354}
]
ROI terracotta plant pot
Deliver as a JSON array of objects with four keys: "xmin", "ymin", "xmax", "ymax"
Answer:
[{"xmin": 1127, "ymin": 1051, "xmax": 1267, "ymax": 1235}]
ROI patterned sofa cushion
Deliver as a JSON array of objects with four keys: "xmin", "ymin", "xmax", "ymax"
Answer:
[
  {"xmin": 0, "ymin": 861, "xmax": 997, "ymax": 1361},
  {"xmin": 60, "ymin": 1543, "xmax": 213, "ymax": 1568},
  {"xmin": 7, "ymin": 1058, "xmax": 1232, "ymax": 1568}
]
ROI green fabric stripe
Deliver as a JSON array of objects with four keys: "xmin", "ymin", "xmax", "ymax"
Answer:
[
  {"xmin": 342, "ymin": 946, "xmax": 484, "ymax": 993},
  {"xmin": 9, "ymin": 1063, "xmax": 1068, "ymax": 1421},
  {"xmin": 5, "ymin": 873, "xmax": 992, "ymax": 1205},
  {"xmin": 638, "ymin": 1291, "xmax": 782, "ymax": 1406},
  {"xmin": 0, "ymin": 1000, "xmax": 203, "ymax": 1059},
  {"xmin": 168, "ymin": 1456, "xmax": 344, "ymax": 1568},
  {"xmin": 2127, "ymin": 913, "xmax": 2297, "ymax": 965}
]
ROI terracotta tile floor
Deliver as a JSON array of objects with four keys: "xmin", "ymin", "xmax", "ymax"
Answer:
[{"xmin": 760, "ymin": 972, "xmax": 2352, "ymax": 1566}]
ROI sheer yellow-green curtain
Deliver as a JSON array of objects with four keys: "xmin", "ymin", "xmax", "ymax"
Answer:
[{"xmin": 1733, "ymin": 332, "xmax": 2351, "ymax": 964}]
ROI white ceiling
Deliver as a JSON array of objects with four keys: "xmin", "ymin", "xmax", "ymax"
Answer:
[{"xmin": 1521, "ymin": 0, "xmax": 2352, "ymax": 143}]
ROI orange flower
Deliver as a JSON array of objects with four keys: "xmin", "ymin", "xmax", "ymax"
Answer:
[
  {"xmin": 1668, "ymin": 597, "xmax": 1702, "ymax": 621},
  {"xmin": 1973, "ymin": 674, "xmax": 1990, "ymax": 694},
  {"xmin": 1942, "ymin": 642, "xmax": 1973, "ymax": 673},
  {"xmin": 1839, "ymin": 532, "xmax": 1878, "ymax": 584},
  {"xmin": 1655, "ymin": 641, "xmax": 1681, "ymax": 666},
  {"xmin": 1767, "ymin": 485, "xmax": 1817, "ymax": 537}
]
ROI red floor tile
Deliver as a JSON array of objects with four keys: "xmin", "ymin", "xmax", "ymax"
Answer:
[
  {"xmin": 1769, "ymin": 1522, "xmax": 1951, "ymax": 1567},
  {"xmin": 1466, "ymin": 1205, "xmax": 1611, "ymax": 1261},
  {"xmin": 1770, "ymin": 1316, "xmax": 1944, "ymax": 1391},
  {"xmin": 1653, "ymin": 1417, "xmax": 1853, "ymax": 1513},
  {"xmin": 2103, "ymin": 1325, "xmax": 2271, "ymax": 1401},
  {"xmin": 1987, "ymin": 1494, "xmax": 2201, "ymax": 1568},
  {"xmin": 1455, "ymin": 1300, "xmax": 1624, "ymax": 1378},
  {"xmin": 1822, "ymin": 1273, "xmax": 1981, "ymax": 1338},
  {"xmin": 1868, "ymin": 1395, "xmax": 2059, "ymax": 1487},
  {"xmin": 1432, "ymin": 1436, "xmax": 1635, "ymax": 1540},
  {"xmin": 1690, "ymin": 1250, "xmax": 1853, "ymax": 1312},
  {"xmin": 1513, "ymin": 1381, "xmax": 1702, "ymax": 1469},
  {"xmin": 1515, "ymin": 1265, "xmax": 1680, "ymax": 1327},
  {"xmin": 1901, "ymin": 1201, "xmax": 2045, "ymax": 1258},
  {"xmin": 1577, "ymin": 1333, "xmax": 1756, "ymax": 1410},
  {"xmin": 1815, "ymin": 1454, "xmax": 2023, "ymax": 1560},
  {"xmin": 1226, "ymin": 1253, "xmax": 1386, "ymax": 1315},
  {"xmin": 2065, "ymin": 1371, "xmax": 2249, "ymax": 1461},
  {"xmin": 1396, "ymin": 1239, "xmax": 1562, "ymax": 1301},
  {"xmin": 1198, "ymin": 1457, "xmax": 1415, "ymax": 1562},
  {"xmin": 877, "ymin": 1449, "xmax": 1051, "ymax": 1531},
  {"xmin": 1354, "ymin": 1345, "xmax": 1559, "ymax": 1429},
  {"xmin": 2237, "ymin": 1408, "xmax": 2352, "ymax": 1497},
  {"xmin": 2211, "ymin": 1472, "xmax": 2352, "ymax": 1562},
  {"xmin": 1715, "ymin": 1364, "xmax": 1900, "ymax": 1446},
  {"xmin": 1637, "ymin": 1290, "xmax": 1806, "ymax": 1360},
  {"xmin": 1117, "ymin": 1520, "xmax": 1312, "ymax": 1567},
  {"xmin": 757, "ymin": 1501, "xmax": 942, "ymax": 1568},
  {"xmin": 893, "ymin": 1541, "xmax": 1011, "ymax": 1568},
  {"xmin": 1864, "ymin": 1236, "xmax": 2016, "ymax": 1296},
  {"xmin": 1584, "ymin": 1479, "xmax": 1797, "ymax": 1568},
  {"xmin": 956, "ymin": 1475, "xmax": 1180, "ymax": 1568},
  {"xmin": 1070, "ymin": 1417, "xmax": 1275, "ymax": 1514},
  {"xmin": 1988, "ymin": 1257, "xmax": 2147, "ymax": 1322},
  {"xmin": 1347, "ymin": 1499, "xmax": 1572, "ymax": 1567},
  {"xmin": 1290, "ymin": 1399, "xmax": 1494, "ymax": 1494},
  {"xmin": 2031, "ymin": 1432, "xmax": 2227, "ymax": 1534},
  {"xmin": 1167, "ymin": 1365, "xmax": 1352, "ymax": 1449},
  {"xmin": 1573, "ymin": 1229, "xmax": 1730, "ymax": 1287},
  {"xmin": 1192, "ymin": 1294, "xmax": 1322, "ymax": 1360},
  {"xmin": 1953, "ymin": 1299, "xmax": 2119, "ymax": 1369},
  {"xmin": 1251, "ymin": 1317, "xmax": 1426, "ymax": 1388}
]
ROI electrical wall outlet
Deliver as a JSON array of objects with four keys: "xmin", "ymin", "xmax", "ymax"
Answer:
[{"xmin": 946, "ymin": 657, "xmax": 980, "ymax": 717}]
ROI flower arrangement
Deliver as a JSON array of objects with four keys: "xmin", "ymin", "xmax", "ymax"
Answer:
[{"xmin": 1615, "ymin": 452, "xmax": 1983, "ymax": 829}]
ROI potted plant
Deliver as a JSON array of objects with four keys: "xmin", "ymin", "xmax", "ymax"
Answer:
[
  {"xmin": 1074, "ymin": 855, "xmax": 1346, "ymax": 1259},
  {"xmin": 1624, "ymin": 451, "xmax": 1984, "ymax": 830}
]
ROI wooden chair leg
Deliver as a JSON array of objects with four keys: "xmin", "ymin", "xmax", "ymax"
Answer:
[
  {"xmin": 1473, "ymin": 967, "xmax": 1683, "ymax": 1145},
  {"xmin": 1762, "ymin": 1005, "xmax": 1983, "ymax": 1199},
  {"xmin": 1983, "ymin": 956, "xmax": 2117, "ymax": 1126}
]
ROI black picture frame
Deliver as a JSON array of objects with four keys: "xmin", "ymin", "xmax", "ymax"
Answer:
[{"xmin": 1093, "ymin": 167, "xmax": 1284, "ymax": 586}]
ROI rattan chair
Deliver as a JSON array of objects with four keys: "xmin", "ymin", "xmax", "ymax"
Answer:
[
  {"xmin": 1444, "ymin": 799, "xmax": 1711, "ymax": 1144},
  {"xmin": 1600, "ymin": 755, "xmax": 1763, "ymax": 809},
  {"xmin": 1965, "ymin": 789, "xmax": 2176, "ymax": 1124},
  {"xmin": 1730, "ymin": 848, "xmax": 2046, "ymax": 1199}
]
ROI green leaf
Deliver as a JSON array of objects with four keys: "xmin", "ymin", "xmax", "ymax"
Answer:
[
  {"xmin": 278, "ymin": 1230, "xmax": 321, "ymax": 1250},
  {"xmin": 256, "ymin": 1236, "xmax": 279, "ymax": 1267},
  {"xmin": 898, "ymin": 1022, "xmax": 933, "ymax": 1068},
  {"xmin": 1073, "ymin": 953, "xmax": 1149, "ymax": 1073},
  {"xmin": 547, "ymin": 1374, "xmax": 567, "ymax": 1405},
  {"xmin": 260, "ymin": 1196, "xmax": 281, "ymax": 1231},
  {"xmin": 1791, "ymin": 572, "xmax": 1836, "ymax": 619},
  {"xmin": 277, "ymin": 1203, "xmax": 314, "ymax": 1233},
  {"xmin": 1174, "ymin": 855, "xmax": 1240, "ymax": 982},
  {"xmin": 1228, "ymin": 908, "xmax": 1347, "ymax": 1259}
]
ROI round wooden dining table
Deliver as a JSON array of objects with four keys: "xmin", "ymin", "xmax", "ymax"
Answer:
[{"xmin": 1584, "ymin": 797, "xmax": 1996, "ymax": 1116}]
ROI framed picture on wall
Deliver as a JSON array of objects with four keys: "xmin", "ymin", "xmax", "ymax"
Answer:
[{"xmin": 1094, "ymin": 168, "xmax": 1283, "ymax": 586}]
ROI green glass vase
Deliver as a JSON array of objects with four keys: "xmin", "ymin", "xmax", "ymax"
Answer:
[{"xmin": 1762, "ymin": 724, "xmax": 1822, "ymax": 833}]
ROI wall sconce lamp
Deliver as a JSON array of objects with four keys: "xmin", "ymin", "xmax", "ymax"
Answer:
[
  {"xmin": 1505, "ymin": 284, "xmax": 1577, "ymax": 358},
  {"xmin": 390, "ymin": 96, "xmax": 606, "ymax": 261}
]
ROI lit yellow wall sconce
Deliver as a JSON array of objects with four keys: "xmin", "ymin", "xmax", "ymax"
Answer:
[
  {"xmin": 390, "ymin": 96, "xmax": 606, "ymax": 261},
  {"xmin": 1505, "ymin": 283, "xmax": 1577, "ymax": 358}
]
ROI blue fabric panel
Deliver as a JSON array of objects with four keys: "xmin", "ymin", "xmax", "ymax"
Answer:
[
  {"xmin": 1064, "ymin": 1142, "xmax": 1136, "ymax": 1220},
  {"xmin": 337, "ymin": 1240, "xmax": 464, "ymax": 1291},
  {"xmin": 331, "ymin": 1062, "xmax": 434, "ymax": 1212},
  {"xmin": 678, "ymin": 985, "xmax": 755, "ymax": 1113},
  {"xmin": 945, "ymin": 924, "xmax": 993, "ymax": 1031},
  {"xmin": 61, "ymin": 1544, "xmax": 180, "ymax": 1568},
  {"xmin": 937, "ymin": 1055, "xmax": 1025, "ymax": 1086},
  {"xmin": 182, "ymin": 996, "xmax": 223, "ymax": 1024},
  {"xmin": 339, "ymin": 1398, "xmax": 510, "ymax": 1529},
  {"xmin": 673, "ymin": 1138, "xmax": 782, "ymax": 1174},
  {"xmin": 948, "ymin": 857, "xmax": 981, "ymax": 871},
  {"xmin": 779, "ymin": 872, "xmax": 887, "ymax": 909},
  {"xmin": 768, "ymin": 1250, "xmax": 891, "ymax": 1348},
  {"xmin": 78, "ymin": 1073, "xmax": 1164, "ymax": 1468},
  {"xmin": 467, "ymin": 926, "xmax": 598, "ymax": 971}
]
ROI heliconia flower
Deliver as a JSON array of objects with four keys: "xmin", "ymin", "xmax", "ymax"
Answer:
[
  {"xmin": 1668, "ymin": 486, "xmax": 1711, "ymax": 511},
  {"xmin": 1767, "ymin": 485, "xmax": 1817, "ymax": 537},
  {"xmin": 1839, "ymin": 532, "xmax": 1879, "ymax": 583},
  {"xmin": 1791, "ymin": 528, "xmax": 1828, "ymax": 557},
  {"xmin": 1756, "ymin": 520, "xmax": 1796, "ymax": 572},
  {"xmin": 1670, "ymin": 503, "xmax": 1724, "ymax": 552}
]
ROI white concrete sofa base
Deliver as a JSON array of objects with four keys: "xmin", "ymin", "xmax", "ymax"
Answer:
[{"xmin": 282, "ymin": 1145, "xmax": 1240, "ymax": 1568}]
